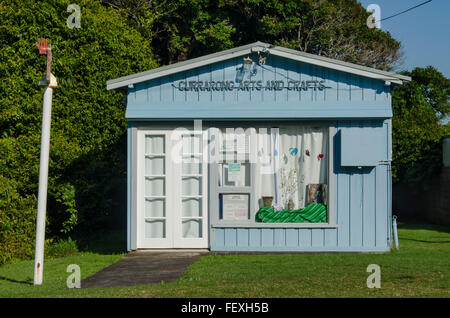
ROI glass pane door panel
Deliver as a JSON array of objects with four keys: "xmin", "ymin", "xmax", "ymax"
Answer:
[
  {"xmin": 145, "ymin": 198, "xmax": 165, "ymax": 217},
  {"xmin": 182, "ymin": 198, "xmax": 202, "ymax": 217},
  {"xmin": 145, "ymin": 219, "xmax": 166, "ymax": 238},
  {"xmin": 182, "ymin": 135, "xmax": 192, "ymax": 154},
  {"xmin": 182, "ymin": 177, "xmax": 202, "ymax": 195},
  {"xmin": 182, "ymin": 135, "xmax": 202, "ymax": 154},
  {"xmin": 192, "ymin": 135, "xmax": 202, "ymax": 153},
  {"xmin": 145, "ymin": 135, "xmax": 165, "ymax": 154},
  {"xmin": 145, "ymin": 177, "xmax": 165, "ymax": 196},
  {"xmin": 182, "ymin": 161, "xmax": 202, "ymax": 175},
  {"xmin": 182, "ymin": 219, "xmax": 202, "ymax": 238},
  {"xmin": 145, "ymin": 156, "xmax": 165, "ymax": 175}
]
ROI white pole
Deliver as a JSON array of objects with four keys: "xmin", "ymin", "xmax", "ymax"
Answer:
[
  {"xmin": 34, "ymin": 75, "xmax": 56, "ymax": 285},
  {"xmin": 392, "ymin": 215, "xmax": 399, "ymax": 250}
]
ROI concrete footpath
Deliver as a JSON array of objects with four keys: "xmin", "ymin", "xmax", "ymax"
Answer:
[{"xmin": 81, "ymin": 250, "xmax": 209, "ymax": 288}]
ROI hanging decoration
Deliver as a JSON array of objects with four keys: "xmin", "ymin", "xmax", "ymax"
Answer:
[
  {"xmin": 279, "ymin": 167, "xmax": 299, "ymax": 209},
  {"xmin": 289, "ymin": 147, "xmax": 298, "ymax": 156},
  {"xmin": 258, "ymin": 47, "xmax": 269, "ymax": 66}
]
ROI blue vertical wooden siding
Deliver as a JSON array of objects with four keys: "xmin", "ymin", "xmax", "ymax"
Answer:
[
  {"xmin": 126, "ymin": 54, "xmax": 391, "ymax": 120},
  {"xmin": 210, "ymin": 120, "xmax": 392, "ymax": 252},
  {"xmin": 126, "ymin": 53, "xmax": 394, "ymax": 252},
  {"xmin": 341, "ymin": 122, "xmax": 386, "ymax": 166}
]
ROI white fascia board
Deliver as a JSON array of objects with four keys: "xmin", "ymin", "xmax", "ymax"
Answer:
[
  {"xmin": 107, "ymin": 41, "xmax": 410, "ymax": 90},
  {"xmin": 268, "ymin": 49, "xmax": 405, "ymax": 84},
  {"xmin": 106, "ymin": 47, "xmax": 255, "ymax": 90}
]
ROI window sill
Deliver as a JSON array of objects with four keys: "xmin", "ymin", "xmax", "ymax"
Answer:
[{"xmin": 211, "ymin": 222, "xmax": 338, "ymax": 229}]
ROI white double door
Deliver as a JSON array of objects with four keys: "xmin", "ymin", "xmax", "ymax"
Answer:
[{"xmin": 136, "ymin": 129, "xmax": 208, "ymax": 248}]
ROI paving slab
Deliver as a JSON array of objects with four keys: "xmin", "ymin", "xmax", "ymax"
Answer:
[
  {"xmin": 80, "ymin": 250, "xmax": 324, "ymax": 288},
  {"xmin": 81, "ymin": 250, "xmax": 209, "ymax": 288}
]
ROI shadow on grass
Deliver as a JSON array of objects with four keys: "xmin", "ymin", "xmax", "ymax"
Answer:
[
  {"xmin": 397, "ymin": 222, "xmax": 450, "ymax": 244},
  {"xmin": 0, "ymin": 276, "xmax": 33, "ymax": 285},
  {"xmin": 399, "ymin": 238, "xmax": 450, "ymax": 244},
  {"xmin": 398, "ymin": 222, "xmax": 450, "ymax": 234}
]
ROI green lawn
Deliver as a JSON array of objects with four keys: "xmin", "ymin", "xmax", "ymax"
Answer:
[{"xmin": 0, "ymin": 223, "xmax": 449, "ymax": 298}]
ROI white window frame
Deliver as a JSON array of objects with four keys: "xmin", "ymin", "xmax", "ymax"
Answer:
[{"xmin": 210, "ymin": 123, "xmax": 337, "ymax": 229}]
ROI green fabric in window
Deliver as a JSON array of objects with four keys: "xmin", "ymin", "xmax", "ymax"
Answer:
[{"xmin": 255, "ymin": 203, "xmax": 327, "ymax": 223}]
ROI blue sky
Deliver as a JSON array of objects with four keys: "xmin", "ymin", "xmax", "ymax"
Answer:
[{"xmin": 358, "ymin": 0, "xmax": 450, "ymax": 77}]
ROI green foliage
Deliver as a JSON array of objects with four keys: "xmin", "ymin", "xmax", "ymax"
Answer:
[
  {"xmin": 409, "ymin": 67, "xmax": 450, "ymax": 119},
  {"xmin": 105, "ymin": 0, "xmax": 401, "ymax": 69},
  {"xmin": 0, "ymin": 0, "xmax": 157, "ymax": 263},
  {"xmin": 53, "ymin": 183, "xmax": 77, "ymax": 234},
  {"xmin": 45, "ymin": 237, "xmax": 79, "ymax": 258},
  {"xmin": 392, "ymin": 66, "xmax": 450, "ymax": 184},
  {"xmin": 0, "ymin": 176, "xmax": 36, "ymax": 265}
]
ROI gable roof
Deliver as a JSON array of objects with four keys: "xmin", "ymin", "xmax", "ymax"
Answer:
[{"xmin": 107, "ymin": 41, "xmax": 411, "ymax": 90}]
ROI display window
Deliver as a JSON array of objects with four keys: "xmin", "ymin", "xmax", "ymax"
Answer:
[{"xmin": 210, "ymin": 125, "xmax": 330, "ymax": 225}]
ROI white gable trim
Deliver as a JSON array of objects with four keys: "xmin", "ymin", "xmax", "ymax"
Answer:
[
  {"xmin": 267, "ymin": 48, "xmax": 405, "ymax": 85},
  {"xmin": 107, "ymin": 42, "xmax": 410, "ymax": 90},
  {"xmin": 107, "ymin": 47, "xmax": 254, "ymax": 90}
]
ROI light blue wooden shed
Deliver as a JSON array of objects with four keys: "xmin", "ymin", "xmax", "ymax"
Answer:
[{"xmin": 107, "ymin": 42, "xmax": 410, "ymax": 252}]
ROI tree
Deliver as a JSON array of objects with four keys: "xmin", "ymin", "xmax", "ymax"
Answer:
[
  {"xmin": 101, "ymin": 0, "xmax": 402, "ymax": 70},
  {"xmin": 408, "ymin": 67, "xmax": 450, "ymax": 119},
  {"xmin": 0, "ymin": 0, "xmax": 157, "ymax": 264},
  {"xmin": 391, "ymin": 66, "xmax": 450, "ymax": 184}
]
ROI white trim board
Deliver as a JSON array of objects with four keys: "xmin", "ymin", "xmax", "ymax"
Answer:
[
  {"xmin": 211, "ymin": 223, "xmax": 338, "ymax": 229},
  {"xmin": 107, "ymin": 42, "xmax": 410, "ymax": 90}
]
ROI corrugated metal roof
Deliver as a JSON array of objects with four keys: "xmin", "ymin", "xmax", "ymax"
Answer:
[{"xmin": 107, "ymin": 41, "xmax": 410, "ymax": 90}]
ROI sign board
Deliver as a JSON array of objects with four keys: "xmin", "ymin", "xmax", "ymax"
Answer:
[
  {"xmin": 177, "ymin": 80, "xmax": 329, "ymax": 92},
  {"xmin": 222, "ymin": 194, "xmax": 249, "ymax": 220},
  {"xmin": 227, "ymin": 163, "xmax": 241, "ymax": 182}
]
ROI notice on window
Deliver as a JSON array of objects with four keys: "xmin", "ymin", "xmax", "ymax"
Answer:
[
  {"xmin": 227, "ymin": 163, "xmax": 241, "ymax": 182},
  {"xmin": 222, "ymin": 194, "xmax": 249, "ymax": 220}
]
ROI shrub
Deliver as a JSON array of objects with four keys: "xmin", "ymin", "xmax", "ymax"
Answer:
[
  {"xmin": 0, "ymin": 0, "xmax": 157, "ymax": 264},
  {"xmin": 0, "ymin": 176, "xmax": 36, "ymax": 265},
  {"xmin": 392, "ymin": 66, "xmax": 450, "ymax": 184},
  {"xmin": 45, "ymin": 237, "xmax": 79, "ymax": 258}
]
